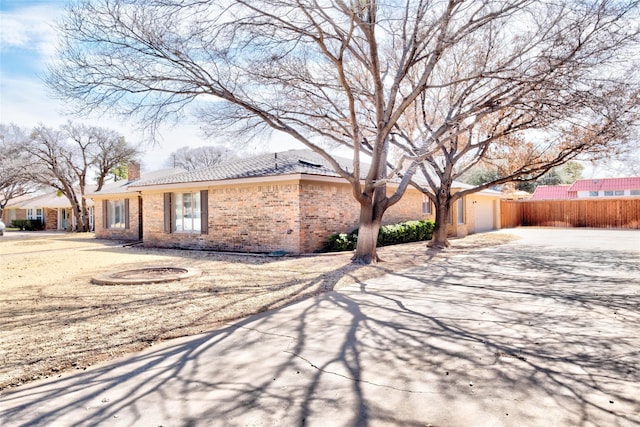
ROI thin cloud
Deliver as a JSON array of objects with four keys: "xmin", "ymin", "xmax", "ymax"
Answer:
[{"xmin": 0, "ymin": 3, "xmax": 63, "ymax": 58}]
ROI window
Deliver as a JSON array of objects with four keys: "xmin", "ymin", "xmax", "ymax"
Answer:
[
  {"xmin": 164, "ymin": 190, "xmax": 208, "ymax": 234},
  {"xmin": 422, "ymin": 196, "xmax": 432, "ymax": 214},
  {"xmin": 105, "ymin": 200, "xmax": 128, "ymax": 229},
  {"xmin": 175, "ymin": 192, "xmax": 200, "ymax": 232},
  {"xmin": 107, "ymin": 200, "xmax": 127, "ymax": 228},
  {"xmin": 604, "ymin": 190, "xmax": 614, "ymax": 197},
  {"xmin": 589, "ymin": 191, "xmax": 599, "ymax": 197},
  {"xmin": 27, "ymin": 208, "xmax": 43, "ymax": 221},
  {"xmin": 88, "ymin": 206, "xmax": 94, "ymax": 231},
  {"xmin": 614, "ymin": 190, "xmax": 624, "ymax": 196},
  {"xmin": 631, "ymin": 190, "xmax": 640, "ymax": 196},
  {"xmin": 457, "ymin": 197, "xmax": 465, "ymax": 224}
]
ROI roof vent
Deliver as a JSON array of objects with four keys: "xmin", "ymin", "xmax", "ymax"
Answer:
[{"xmin": 298, "ymin": 159, "xmax": 322, "ymax": 168}]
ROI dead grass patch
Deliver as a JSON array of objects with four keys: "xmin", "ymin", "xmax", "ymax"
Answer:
[{"xmin": 0, "ymin": 231, "xmax": 518, "ymax": 391}]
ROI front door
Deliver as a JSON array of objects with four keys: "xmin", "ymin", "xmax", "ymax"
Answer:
[
  {"xmin": 138, "ymin": 196, "xmax": 143, "ymax": 240},
  {"xmin": 60, "ymin": 209, "xmax": 68, "ymax": 230}
]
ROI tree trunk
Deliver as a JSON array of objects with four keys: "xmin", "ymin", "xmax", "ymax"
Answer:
[
  {"xmin": 72, "ymin": 203, "xmax": 84, "ymax": 231},
  {"xmin": 428, "ymin": 191, "xmax": 452, "ymax": 249},
  {"xmin": 352, "ymin": 200, "xmax": 384, "ymax": 264},
  {"xmin": 80, "ymin": 196, "xmax": 90, "ymax": 232},
  {"xmin": 66, "ymin": 192, "xmax": 86, "ymax": 232}
]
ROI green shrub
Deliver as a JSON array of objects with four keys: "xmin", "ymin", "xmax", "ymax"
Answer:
[
  {"xmin": 324, "ymin": 232, "xmax": 358, "ymax": 252},
  {"xmin": 11, "ymin": 220, "xmax": 26, "ymax": 230},
  {"xmin": 11, "ymin": 219, "xmax": 44, "ymax": 231},
  {"xmin": 323, "ymin": 219, "xmax": 434, "ymax": 252},
  {"xmin": 377, "ymin": 219, "xmax": 435, "ymax": 246}
]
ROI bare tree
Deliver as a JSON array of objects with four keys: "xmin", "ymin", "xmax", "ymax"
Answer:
[
  {"xmin": 462, "ymin": 161, "xmax": 585, "ymax": 189},
  {"xmin": 0, "ymin": 124, "xmax": 36, "ymax": 218},
  {"xmin": 166, "ymin": 146, "xmax": 236, "ymax": 171},
  {"xmin": 91, "ymin": 127, "xmax": 140, "ymax": 191},
  {"xmin": 48, "ymin": 0, "xmax": 639, "ymax": 262},
  {"xmin": 411, "ymin": 103, "xmax": 636, "ymax": 247},
  {"xmin": 25, "ymin": 122, "xmax": 138, "ymax": 231},
  {"xmin": 393, "ymin": 52, "xmax": 639, "ymax": 247},
  {"xmin": 584, "ymin": 141, "xmax": 640, "ymax": 177}
]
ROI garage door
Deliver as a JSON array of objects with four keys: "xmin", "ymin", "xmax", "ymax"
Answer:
[{"xmin": 474, "ymin": 200, "xmax": 495, "ymax": 232}]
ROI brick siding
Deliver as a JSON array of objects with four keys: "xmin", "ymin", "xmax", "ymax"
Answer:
[
  {"xmin": 2, "ymin": 208, "xmax": 26, "ymax": 225},
  {"xmin": 142, "ymin": 178, "xmax": 431, "ymax": 254},
  {"xmin": 385, "ymin": 188, "xmax": 432, "ymax": 224},
  {"xmin": 93, "ymin": 196, "xmax": 141, "ymax": 240},
  {"xmin": 91, "ymin": 179, "xmax": 502, "ymax": 252},
  {"xmin": 44, "ymin": 208, "xmax": 58, "ymax": 230}
]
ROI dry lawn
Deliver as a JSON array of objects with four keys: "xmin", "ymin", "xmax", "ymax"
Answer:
[{"xmin": 0, "ymin": 231, "xmax": 517, "ymax": 392}]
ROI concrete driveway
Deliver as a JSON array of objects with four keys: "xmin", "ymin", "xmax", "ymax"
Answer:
[{"xmin": 1, "ymin": 228, "xmax": 639, "ymax": 426}]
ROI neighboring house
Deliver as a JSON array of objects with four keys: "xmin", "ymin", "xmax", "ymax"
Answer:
[
  {"xmin": 531, "ymin": 177, "xmax": 640, "ymax": 200},
  {"xmin": 1, "ymin": 193, "xmax": 33, "ymax": 226},
  {"xmin": 568, "ymin": 177, "xmax": 640, "ymax": 198},
  {"xmin": 87, "ymin": 150, "xmax": 503, "ymax": 254},
  {"xmin": 2, "ymin": 192, "xmax": 95, "ymax": 231}
]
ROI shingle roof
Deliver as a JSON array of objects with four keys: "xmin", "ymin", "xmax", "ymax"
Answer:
[
  {"xmin": 448, "ymin": 180, "xmax": 503, "ymax": 195},
  {"xmin": 530, "ymin": 185, "xmax": 573, "ymax": 200},
  {"xmin": 87, "ymin": 168, "xmax": 186, "ymax": 196},
  {"xmin": 568, "ymin": 177, "xmax": 640, "ymax": 192},
  {"xmin": 9, "ymin": 191, "xmax": 95, "ymax": 208},
  {"xmin": 131, "ymin": 149, "xmax": 361, "ymax": 187},
  {"xmin": 125, "ymin": 149, "xmax": 502, "ymax": 198}
]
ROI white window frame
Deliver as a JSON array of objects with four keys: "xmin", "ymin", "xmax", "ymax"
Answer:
[
  {"xmin": 422, "ymin": 196, "xmax": 432, "ymax": 214},
  {"xmin": 457, "ymin": 197, "xmax": 465, "ymax": 224},
  {"xmin": 89, "ymin": 206, "xmax": 94, "ymax": 231},
  {"xmin": 107, "ymin": 200, "xmax": 126, "ymax": 229},
  {"xmin": 27, "ymin": 208, "xmax": 43, "ymax": 221},
  {"xmin": 174, "ymin": 191, "xmax": 202, "ymax": 233}
]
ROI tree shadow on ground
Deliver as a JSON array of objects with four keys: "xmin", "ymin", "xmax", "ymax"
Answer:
[{"xmin": 1, "ymin": 238, "xmax": 639, "ymax": 426}]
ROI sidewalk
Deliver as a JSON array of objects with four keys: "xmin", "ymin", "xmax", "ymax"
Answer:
[{"xmin": 1, "ymin": 228, "xmax": 639, "ymax": 426}]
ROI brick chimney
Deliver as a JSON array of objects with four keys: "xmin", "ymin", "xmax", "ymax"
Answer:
[{"xmin": 127, "ymin": 161, "xmax": 141, "ymax": 181}]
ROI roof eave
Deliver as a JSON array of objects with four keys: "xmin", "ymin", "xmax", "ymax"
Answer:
[{"xmin": 128, "ymin": 172, "xmax": 353, "ymax": 192}]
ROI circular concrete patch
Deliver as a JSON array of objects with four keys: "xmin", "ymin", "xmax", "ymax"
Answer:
[{"xmin": 92, "ymin": 267, "xmax": 202, "ymax": 285}]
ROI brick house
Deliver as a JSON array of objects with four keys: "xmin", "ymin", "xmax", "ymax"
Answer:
[
  {"xmin": 2, "ymin": 192, "xmax": 94, "ymax": 231},
  {"xmin": 87, "ymin": 150, "xmax": 502, "ymax": 254}
]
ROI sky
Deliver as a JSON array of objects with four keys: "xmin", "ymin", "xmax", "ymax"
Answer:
[
  {"xmin": 1, "ymin": 1, "xmax": 637, "ymax": 178},
  {"xmin": 0, "ymin": 0, "xmax": 303, "ymax": 171}
]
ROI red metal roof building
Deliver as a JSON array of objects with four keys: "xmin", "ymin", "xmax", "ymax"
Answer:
[
  {"xmin": 531, "ymin": 177, "xmax": 640, "ymax": 200},
  {"xmin": 530, "ymin": 185, "xmax": 573, "ymax": 200},
  {"xmin": 568, "ymin": 177, "xmax": 640, "ymax": 195}
]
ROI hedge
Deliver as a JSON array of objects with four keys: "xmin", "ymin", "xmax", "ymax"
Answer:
[
  {"xmin": 11, "ymin": 219, "xmax": 44, "ymax": 231},
  {"xmin": 323, "ymin": 219, "xmax": 435, "ymax": 252}
]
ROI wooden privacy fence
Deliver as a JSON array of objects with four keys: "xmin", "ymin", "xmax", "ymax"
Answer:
[{"xmin": 501, "ymin": 198, "xmax": 640, "ymax": 229}]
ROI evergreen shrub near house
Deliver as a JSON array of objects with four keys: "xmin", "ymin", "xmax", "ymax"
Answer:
[
  {"xmin": 325, "ymin": 232, "xmax": 358, "ymax": 252},
  {"xmin": 377, "ymin": 219, "xmax": 435, "ymax": 246},
  {"xmin": 11, "ymin": 219, "xmax": 44, "ymax": 231},
  {"xmin": 323, "ymin": 219, "xmax": 435, "ymax": 252}
]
